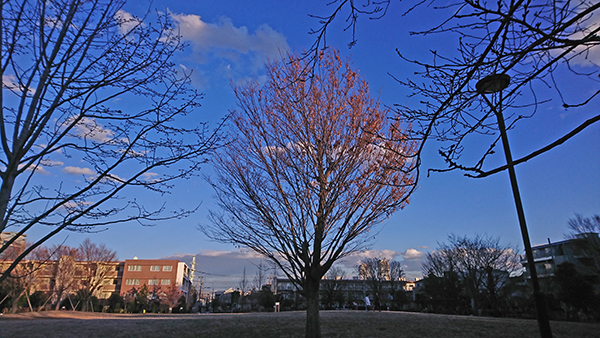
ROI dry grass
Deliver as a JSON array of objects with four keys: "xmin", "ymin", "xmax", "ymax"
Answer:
[{"xmin": 1, "ymin": 310, "xmax": 598, "ymax": 338}]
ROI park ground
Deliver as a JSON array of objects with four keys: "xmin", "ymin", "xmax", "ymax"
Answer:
[{"xmin": 1, "ymin": 310, "xmax": 598, "ymax": 338}]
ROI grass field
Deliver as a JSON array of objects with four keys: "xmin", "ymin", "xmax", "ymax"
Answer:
[{"xmin": 1, "ymin": 310, "xmax": 598, "ymax": 338}]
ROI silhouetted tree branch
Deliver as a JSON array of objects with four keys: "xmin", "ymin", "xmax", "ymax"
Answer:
[
  {"xmin": 0, "ymin": 0, "xmax": 221, "ymax": 283},
  {"xmin": 309, "ymin": 1, "xmax": 600, "ymax": 178}
]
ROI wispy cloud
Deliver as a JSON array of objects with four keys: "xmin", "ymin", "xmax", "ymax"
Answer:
[
  {"xmin": 114, "ymin": 10, "xmax": 143, "ymax": 36},
  {"xmin": 568, "ymin": 13, "xmax": 600, "ymax": 66},
  {"xmin": 168, "ymin": 12, "xmax": 289, "ymax": 82},
  {"xmin": 62, "ymin": 166, "xmax": 95, "ymax": 175},
  {"xmin": 141, "ymin": 172, "xmax": 159, "ymax": 182},
  {"xmin": 18, "ymin": 163, "xmax": 50, "ymax": 175},
  {"xmin": 40, "ymin": 159, "xmax": 64, "ymax": 167},
  {"xmin": 65, "ymin": 117, "xmax": 115, "ymax": 143},
  {"xmin": 2, "ymin": 74, "xmax": 34, "ymax": 94}
]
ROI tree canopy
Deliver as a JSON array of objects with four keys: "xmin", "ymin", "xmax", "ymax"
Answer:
[{"xmin": 203, "ymin": 49, "xmax": 416, "ymax": 338}]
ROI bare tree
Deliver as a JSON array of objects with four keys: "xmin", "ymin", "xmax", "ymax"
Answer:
[
  {"xmin": 77, "ymin": 239, "xmax": 116, "ymax": 311},
  {"xmin": 252, "ymin": 261, "xmax": 269, "ymax": 291},
  {"xmin": 202, "ymin": 49, "xmax": 415, "ymax": 338},
  {"xmin": 0, "ymin": 246, "xmax": 48, "ymax": 313},
  {"xmin": 322, "ymin": 265, "xmax": 346, "ymax": 309},
  {"xmin": 238, "ymin": 266, "xmax": 249, "ymax": 309},
  {"xmin": 566, "ymin": 214, "xmax": 600, "ymax": 274},
  {"xmin": 48, "ymin": 245, "xmax": 81, "ymax": 310},
  {"xmin": 422, "ymin": 234, "xmax": 521, "ymax": 316},
  {"xmin": 309, "ymin": 3, "xmax": 599, "ymax": 336},
  {"xmin": 0, "ymin": 0, "xmax": 220, "ymax": 282},
  {"xmin": 358, "ymin": 257, "xmax": 402, "ymax": 311},
  {"xmin": 388, "ymin": 260, "xmax": 405, "ymax": 302}
]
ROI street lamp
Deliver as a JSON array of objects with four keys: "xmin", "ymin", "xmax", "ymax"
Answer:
[{"xmin": 476, "ymin": 74, "xmax": 552, "ymax": 338}]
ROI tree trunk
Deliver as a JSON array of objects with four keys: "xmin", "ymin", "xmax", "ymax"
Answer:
[
  {"xmin": 11, "ymin": 290, "xmax": 25, "ymax": 314},
  {"xmin": 0, "ymin": 172, "xmax": 17, "ymax": 233},
  {"xmin": 305, "ymin": 276, "xmax": 321, "ymax": 338}
]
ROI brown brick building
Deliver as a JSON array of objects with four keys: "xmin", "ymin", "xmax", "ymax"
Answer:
[
  {"xmin": 0, "ymin": 258, "xmax": 191, "ymax": 306},
  {"xmin": 121, "ymin": 258, "xmax": 192, "ymax": 302}
]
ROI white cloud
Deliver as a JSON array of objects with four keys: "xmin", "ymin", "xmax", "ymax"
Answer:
[
  {"xmin": 402, "ymin": 248, "xmax": 425, "ymax": 260},
  {"xmin": 19, "ymin": 163, "xmax": 50, "ymax": 175},
  {"xmin": 61, "ymin": 200, "xmax": 93, "ymax": 210},
  {"xmin": 169, "ymin": 12, "xmax": 289, "ymax": 77},
  {"xmin": 564, "ymin": 10, "xmax": 600, "ymax": 66},
  {"xmin": 66, "ymin": 117, "xmax": 114, "ymax": 143},
  {"xmin": 170, "ymin": 13, "xmax": 287, "ymax": 56},
  {"xmin": 2, "ymin": 74, "xmax": 34, "ymax": 94},
  {"xmin": 40, "ymin": 159, "xmax": 64, "ymax": 167},
  {"xmin": 141, "ymin": 172, "xmax": 159, "ymax": 181},
  {"xmin": 114, "ymin": 10, "xmax": 143, "ymax": 36},
  {"xmin": 62, "ymin": 166, "xmax": 95, "ymax": 175}
]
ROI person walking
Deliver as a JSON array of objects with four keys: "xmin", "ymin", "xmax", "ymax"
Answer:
[{"xmin": 365, "ymin": 293, "xmax": 371, "ymax": 311}]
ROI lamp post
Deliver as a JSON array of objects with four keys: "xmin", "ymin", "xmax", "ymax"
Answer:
[{"xmin": 476, "ymin": 74, "xmax": 552, "ymax": 338}]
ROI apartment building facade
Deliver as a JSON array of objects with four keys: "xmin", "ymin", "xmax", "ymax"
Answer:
[
  {"xmin": 0, "ymin": 257, "xmax": 191, "ymax": 305},
  {"xmin": 521, "ymin": 233, "xmax": 600, "ymax": 280},
  {"xmin": 121, "ymin": 258, "xmax": 192, "ymax": 302}
]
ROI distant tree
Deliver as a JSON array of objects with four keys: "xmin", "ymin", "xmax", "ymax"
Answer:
[
  {"xmin": 388, "ymin": 260, "xmax": 405, "ymax": 307},
  {"xmin": 0, "ymin": 246, "xmax": 48, "ymax": 313},
  {"xmin": 420, "ymin": 271, "xmax": 467, "ymax": 315},
  {"xmin": 239, "ymin": 266, "xmax": 250, "ymax": 295},
  {"xmin": 259, "ymin": 285, "xmax": 275, "ymax": 311},
  {"xmin": 566, "ymin": 214, "xmax": 600, "ymax": 274},
  {"xmin": 48, "ymin": 245, "xmax": 81, "ymax": 310},
  {"xmin": 77, "ymin": 239, "xmax": 117, "ymax": 311},
  {"xmin": 161, "ymin": 283, "xmax": 183, "ymax": 313},
  {"xmin": 136, "ymin": 284, "xmax": 150, "ymax": 313},
  {"xmin": 230, "ymin": 290, "xmax": 241, "ymax": 309},
  {"xmin": 106, "ymin": 293, "xmax": 124, "ymax": 313},
  {"xmin": 322, "ymin": 266, "xmax": 346, "ymax": 309},
  {"xmin": 211, "ymin": 294, "xmax": 221, "ymax": 313},
  {"xmin": 554, "ymin": 262, "xmax": 598, "ymax": 319},
  {"xmin": 252, "ymin": 261, "xmax": 269, "ymax": 291},
  {"xmin": 422, "ymin": 234, "xmax": 521, "ymax": 316},
  {"xmin": 0, "ymin": 0, "xmax": 221, "ymax": 283},
  {"xmin": 391, "ymin": 288, "xmax": 409, "ymax": 311},
  {"xmin": 203, "ymin": 49, "xmax": 416, "ymax": 338},
  {"xmin": 239, "ymin": 266, "xmax": 250, "ymax": 310},
  {"xmin": 358, "ymin": 258, "xmax": 397, "ymax": 311}
]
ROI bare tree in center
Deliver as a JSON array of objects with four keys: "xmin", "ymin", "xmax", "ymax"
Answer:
[{"xmin": 202, "ymin": 49, "xmax": 416, "ymax": 338}]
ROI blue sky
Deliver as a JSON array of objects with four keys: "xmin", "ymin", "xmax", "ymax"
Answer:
[{"xmin": 28, "ymin": 1, "xmax": 599, "ymax": 290}]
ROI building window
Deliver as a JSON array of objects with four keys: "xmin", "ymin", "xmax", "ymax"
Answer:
[
  {"xmin": 126, "ymin": 279, "xmax": 140, "ymax": 285},
  {"xmin": 128, "ymin": 265, "xmax": 142, "ymax": 271},
  {"xmin": 163, "ymin": 265, "xmax": 173, "ymax": 272},
  {"xmin": 148, "ymin": 279, "xmax": 159, "ymax": 285},
  {"xmin": 150, "ymin": 265, "xmax": 160, "ymax": 271},
  {"xmin": 161, "ymin": 279, "xmax": 171, "ymax": 285}
]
